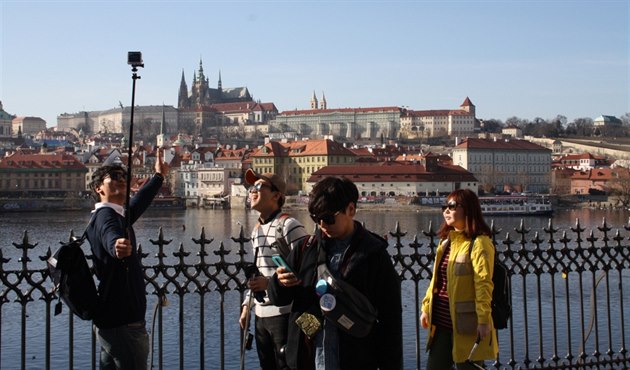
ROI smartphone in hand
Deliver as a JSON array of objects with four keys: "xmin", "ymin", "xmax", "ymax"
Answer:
[{"xmin": 271, "ymin": 254, "xmax": 293, "ymax": 273}]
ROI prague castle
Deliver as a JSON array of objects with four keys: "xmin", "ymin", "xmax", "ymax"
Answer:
[
  {"xmin": 177, "ymin": 59, "xmax": 252, "ymax": 109},
  {"xmin": 56, "ymin": 59, "xmax": 476, "ymax": 142}
]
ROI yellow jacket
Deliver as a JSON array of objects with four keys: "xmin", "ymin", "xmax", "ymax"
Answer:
[{"xmin": 421, "ymin": 230, "xmax": 499, "ymax": 362}]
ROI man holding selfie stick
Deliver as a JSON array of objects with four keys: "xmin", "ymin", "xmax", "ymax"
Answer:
[
  {"xmin": 239, "ymin": 169, "xmax": 308, "ymax": 370},
  {"xmin": 88, "ymin": 52, "xmax": 170, "ymax": 370}
]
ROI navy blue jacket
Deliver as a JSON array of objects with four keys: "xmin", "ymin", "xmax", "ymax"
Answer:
[{"xmin": 87, "ymin": 174, "xmax": 163, "ymax": 329}]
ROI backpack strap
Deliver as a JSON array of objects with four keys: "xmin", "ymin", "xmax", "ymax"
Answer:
[
  {"xmin": 467, "ymin": 235, "xmax": 478, "ymax": 258},
  {"xmin": 70, "ymin": 208, "xmax": 103, "ymax": 244},
  {"xmin": 274, "ymin": 213, "xmax": 290, "ymax": 244}
]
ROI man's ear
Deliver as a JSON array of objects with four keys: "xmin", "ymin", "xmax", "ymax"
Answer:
[
  {"xmin": 95, "ymin": 184, "xmax": 105, "ymax": 197},
  {"xmin": 347, "ymin": 202, "xmax": 356, "ymax": 217}
]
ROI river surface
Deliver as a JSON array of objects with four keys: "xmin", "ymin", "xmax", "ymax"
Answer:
[{"xmin": 1, "ymin": 206, "xmax": 629, "ymax": 369}]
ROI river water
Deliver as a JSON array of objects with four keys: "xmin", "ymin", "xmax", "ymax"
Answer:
[{"xmin": 1, "ymin": 206, "xmax": 629, "ymax": 369}]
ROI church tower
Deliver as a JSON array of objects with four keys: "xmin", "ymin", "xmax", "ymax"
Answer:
[
  {"xmin": 218, "ymin": 70, "xmax": 223, "ymax": 93},
  {"xmin": 310, "ymin": 91, "xmax": 318, "ymax": 110},
  {"xmin": 157, "ymin": 105, "xmax": 168, "ymax": 148},
  {"xmin": 460, "ymin": 97, "xmax": 476, "ymax": 117},
  {"xmin": 178, "ymin": 70, "xmax": 189, "ymax": 109},
  {"xmin": 192, "ymin": 58, "xmax": 211, "ymax": 107},
  {"xmin": 320, "ymin": 92, "xmax": 327, "ymax": 110}
]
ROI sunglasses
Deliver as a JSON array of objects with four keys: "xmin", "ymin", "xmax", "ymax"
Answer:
[
  {"xmin": 310, "ymin": 211, "xmax": 340, "ymax": 225},
  {"xmin": 249, "ymin": 182, "xmax": 277, "ymax": 193},
  {"xmin": 441, "ymin": 202, "xmax": 460, "ymax": 212},
  {"xmin": 106, "ymin": 172, "xmax": 126, "ymax": 181}
]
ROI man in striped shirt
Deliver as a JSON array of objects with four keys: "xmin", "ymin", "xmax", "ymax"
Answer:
[{"xmin": 239, "ymin": 169, "xmax": 308, "ymax": 370}]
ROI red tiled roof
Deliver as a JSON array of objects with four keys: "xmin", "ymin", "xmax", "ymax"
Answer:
[
  {"xmin": 252, "ymin": 139, "xmax": 355, "ymax": 158},
  {"xmin": 210, "ymin": 101, "xmax": 277, "ymax": 113},
  {"xmin": 568, "ymin": 168, "xmax": 626, "ymax": 181},
  {"xmin": 307, "ymin": 162, "xmax": 477, "ymax": 183},
  {"xmin": 279, "ymin": 106, "xmax": 402, "ymax": 116},
  {"xmin": 215, "ymin": 148, "xmax": 250, "ymax": 161},
  {"xmin": 404, "ymin": 109, "xmax": 471, "ymax": 117},
  {"xmin": 347, "ymin": 147, "xmax": 373, "ymax": 157},
  {"xmin": 0, "ymin": 152, "xmax": 87, "ymax": 170},
  {"xmin": 561, "ymin": 152, "xmax": 605, "ymax": 161},
  {"xmin": 460, "ymin": 97, "xmax": 474, "ymax": 107}
]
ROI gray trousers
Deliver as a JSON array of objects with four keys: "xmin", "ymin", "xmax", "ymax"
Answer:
[{"xmin": 94, "ymin": 322, "xmax": 149, "ymax": 370}]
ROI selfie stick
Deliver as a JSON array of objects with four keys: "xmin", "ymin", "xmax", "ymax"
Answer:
[
  {"xmin": 124, "ymin": 51, "xmax": 144, "ymax": 231},
  {"xmin": 240, "ymin": 246, "xmax": 260, "ymax": 370}
]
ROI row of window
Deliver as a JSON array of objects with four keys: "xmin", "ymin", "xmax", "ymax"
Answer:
[{"xmin": 1, "ymin": 179, "xmax": 82, "ymax": 189}]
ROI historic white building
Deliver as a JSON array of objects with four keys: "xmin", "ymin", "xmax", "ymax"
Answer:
[
  {"xmin": 400, "ymin": 97, "xmax": 476, "ymax": 138},
  {"xmin": 452, "ymin": 138, "xmax": 552, "ymax": 193},
  {"xmin": 12, "ymin": 116, "xmax": 46, "ymax": 136},
  {"xmin": 57, "ymin": 105, "xmax": 179, "ymax": 134}
]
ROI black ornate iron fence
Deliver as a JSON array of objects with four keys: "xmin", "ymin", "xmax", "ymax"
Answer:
[{"xmin": 1, "ymin": 218, "xmax": 629, "ymax": 370}]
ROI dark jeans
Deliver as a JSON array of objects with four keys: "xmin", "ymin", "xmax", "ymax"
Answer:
[
  {"xmin": 426, "ymin": 327, "xmax": 485, "ymax": 370},
  {"xmin": 255, "ymin": 314, "xmax": 290, "ymax": 370},
  {"xmin": 94, "ymin": 322, "xmax": 149, "ymax": 370}
]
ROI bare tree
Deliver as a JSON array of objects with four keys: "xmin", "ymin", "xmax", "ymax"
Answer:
[
  {"xmin": 608, "ymin": 167, "xmax": 630, "ymax": 207},
  {"xmin": 566, "ymin": 117, "xmax": 593, "ymax": 137},
  {"xmin": 481, "ymin": 119, "xmax": 503, "ymax": 133}
]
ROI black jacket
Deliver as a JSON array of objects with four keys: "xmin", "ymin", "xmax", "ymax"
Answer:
[
  {"xmin": 268, "ymin": 222, "xmax": 403, "ymax": 370},
  {"xmin": 87, "ymin": 174, "xmax": 163, "ymax": 329}
]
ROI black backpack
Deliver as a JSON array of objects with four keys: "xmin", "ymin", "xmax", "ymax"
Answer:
[
  {"xmin": 47, "ymin": 213, "xmax": 101, "ymax": 320},
  {"xmin": 469, "ymin": 235, "xmax": 512, "ymax": 330}
]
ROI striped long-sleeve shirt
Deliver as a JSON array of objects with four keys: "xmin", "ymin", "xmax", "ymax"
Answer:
[{"xmin": 244, "ymin": 212, "xmax": 308, "ymax": 318}]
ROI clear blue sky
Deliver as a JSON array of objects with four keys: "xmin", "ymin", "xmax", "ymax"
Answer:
[{"xmin": 1, "ymin": 0, "xmax": 628, "ymax": 127}]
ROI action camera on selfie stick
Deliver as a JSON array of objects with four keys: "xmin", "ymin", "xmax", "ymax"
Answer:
[{"xmin": 124, "ymin": 51, "xmax": 144, "ymax": 231}]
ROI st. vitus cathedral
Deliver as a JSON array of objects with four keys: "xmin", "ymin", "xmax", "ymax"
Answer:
[{"xmin": 177, "ymin": 59, "xmax": 253, "ymax": 109}]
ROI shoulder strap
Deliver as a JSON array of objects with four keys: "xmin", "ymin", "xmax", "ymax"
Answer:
[
  {"xmin": 467, "ymin": 235, "xmax": 478, "ymax": 258},
  {"xmin": 274, "ymin": 213, "xmax": 290, "ymax": 241},
  {"xmin": 75, "ymin": 208, "xmax": 104, "ymax": 242}
]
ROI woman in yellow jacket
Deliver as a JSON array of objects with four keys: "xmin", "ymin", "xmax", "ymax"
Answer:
[{"xmin": 421, "ymin": 189, "xmax": 498, "ymax": 369}]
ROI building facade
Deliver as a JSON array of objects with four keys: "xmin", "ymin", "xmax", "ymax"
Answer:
[
  {"xmin": 400, "ymin": 97, "xmax": 476, "ymax": 138},
  {"xmin": 269, "ymin": 107, "xmax": 402, "ymax": 142},
  {"xmin": 593, "ymin": 115, "xmax": 622, "ymax": 127},
  {"xmin": 249, "ymin": 139, "xmax": 357, "ymax": 194},
  {"xmin": 556, "ymin": 152, "xmax": 609, "ymax": 171},
  {"xmin": 452, "ymin": 138, "xmax": 552, "ymax": 194},
  {"xmin": 0, "ymin": 101, "xmax": 14, "ymax": 138},
  {"xmin": 0, "ymin": 150, "xmax": 88, "ymax": 194},
  {"xmin": 58, "ymin": 106, "xmax": 179, "ymax": 135},
  {"xmin": 12, "ymin": 117, "xmax": 46, "ymax": 136},
  {"xmin": 306, "ymin": 158, "xmax": 478, "ymax": 196}
]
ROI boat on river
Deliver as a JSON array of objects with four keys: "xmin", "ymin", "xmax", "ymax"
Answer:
[
  {"xmin": 149, "ymin": 195, "xmax": 186, "ymax": 209},
  {"xmin": 479, "ymin": 195, "xmax": 553, "ymax": 216}
]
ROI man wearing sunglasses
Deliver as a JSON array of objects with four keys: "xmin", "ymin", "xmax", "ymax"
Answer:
[
  {"xmin": 268, "ymin": 176, "xmax": 403, "ymax": 370},
  {"xmin": 239, "ymin": 169, "xmax": 308, "ymax": 370},
  {"xmin": 87, "ymin": 149, "xmax": 169, "ymax": 370}
]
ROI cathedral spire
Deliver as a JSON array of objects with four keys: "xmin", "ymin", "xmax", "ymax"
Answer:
[
  {"xmin": 157, "ymin": 104, "xmax": 168, "ymax": 148},
  {"xmin": 320, "ymin": 92, "xmax": 327, "ymax": 110},
  {"xmin": 198, "ymin": 57, "xmax": 205, "ymax": 80},
  {"xmin": 178, "ymin": 69, "xmax": 189, "ymax": 109},
  {"xmin": 218, "ymin": 70, "xmax": 222, "ymax": 92},
  {"xmin": 161, "ymin": 104, "xmax": 166, "ymax": 135},
  {"xmin": 310, "ymin": 91, "xmax": 318, "ymax": 110}
]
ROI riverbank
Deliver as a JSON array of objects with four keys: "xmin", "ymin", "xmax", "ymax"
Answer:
[
  {"xmin": 2, "ymin": 194, "xmax": 626, "ymax": 213},
  {"xmin": 0, "ymin": 197, "xmax": 92, "ymax": 212}
]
